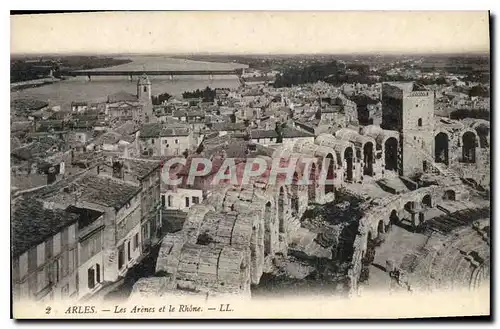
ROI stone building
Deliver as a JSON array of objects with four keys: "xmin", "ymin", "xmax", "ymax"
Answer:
[
  {"xmin": 12, "ymin": 198, "xmax": 80, "ymax": 302},
  {"xmin": 12, "ymin": 173, "xmax": 145, "ymax": 302},
  {"xmin": 106, "ymin": 74, "xmax": 155, "ymax": 124},
  {"xmin": 138, "ymin": 123, "xmax": 194, "ymax": 157}
]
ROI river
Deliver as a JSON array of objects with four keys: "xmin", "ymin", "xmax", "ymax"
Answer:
[
  {"xmin": 11, "ymin": 75, "xmax": 241, "ymax": 110},
  {"xmin": 11, "ymin": 55, "xmax": 246, "ymax": 109}
]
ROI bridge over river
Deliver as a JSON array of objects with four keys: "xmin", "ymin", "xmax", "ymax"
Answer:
[{"xmin": 62, "ymin": 68, "xmax": 246, "ymax": 81}]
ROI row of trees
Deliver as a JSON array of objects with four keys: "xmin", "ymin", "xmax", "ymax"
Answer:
[
  {"xmin": 182, "ymin": 86, "xmax": 216, "ymax": 102},
  {"xmin": 151, "ymin": 92, "xmax": 172, "ymax": 105},
  {"xmin": 449, "ymin": 109, "xmax": 490, "ymax": 121},
  {"xmin": 273, "ymin": 61, "xmax": 380, "ymax": 88}
]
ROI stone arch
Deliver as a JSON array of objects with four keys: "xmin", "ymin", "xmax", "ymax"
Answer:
[
  {"xmin": 250, "ymin": 212, "xmax": 264, "ymax": 285},
  {"xmin": 462, "ymin": 131, "xmax": 477, "ymax": 163},
  {"xmin": 443, "ymin": 189, "xmax": 456, "ymax": 201},
  {"xmin": 366, "ymin": 231, "xmax": 373, "ymax": 251},
  {"xmin": 291, "ymin": 172, "xmax": 300, "ymax": 215},
  {"xmin": 474, "ymin": 122, "xmax": 490, "ymax": 148},
  {"xmin": 384, "ymin": 137, "xmax": 398, "ymax": 172},
  {"xmin": 435, "ymin": 132, "xmax": 449, "ymax": 165},
  {"xmin": 422, "ymin": 194, "xmax": 432, "ymax": 208},
  {"xmin": 183, "ymin": 204, "xmax": 216, "ymax": 243},
  {"xmin": 363, "ymin": 142, "xmax": 374, "ymax": 176},
  {"xmin": 324, "ymin": 152, "xmax": 336, "ymax": 193},
  {"xmin": 344, "ymin": 146, "xmax": 354, "ymax": 182},
  {"xmin": 406, "ymin": 200, "xmax": 417, "ymax": 210},
  {"xmin": 377, "ymin": 219, "xmax": 385, "ymax": 237},
  {"xmin": 263, "ymin": 201, "xmax": 273, "ymax": 256},
  {"xmin": 278, "ymin": 186, "xmax": 286, "ymax": 234},
  {"xmin": 308, "ymin": 162, "xmax": 317, "ymax": 202},
  {"xmin": 387, "ymin": 209, "xmax": 399, "ymax": 232},
  {"xmin": 217, "ymin": 247, "xmax": 252, "ymax": 292},
  {"xmin": 239, "ymin": 249, "xmax": 252, "ymax": 293},
  {"xmin": 404, "ymin": 201, "xmax": 415, "ymax": 222}
]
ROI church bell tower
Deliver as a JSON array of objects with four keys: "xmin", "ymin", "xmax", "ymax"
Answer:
[{"xmin": 137, "ymin": 74, "xmax": 155, "ymax": 123}]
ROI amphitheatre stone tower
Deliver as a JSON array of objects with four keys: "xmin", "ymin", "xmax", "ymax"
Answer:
[{"xmin": 381, "ymin": 82, "xmax": 435, "ymax": 177}]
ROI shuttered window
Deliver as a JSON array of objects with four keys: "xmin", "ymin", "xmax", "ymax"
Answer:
[
  {"xmin": 96, "ymin": 264, "xmax": 101, "ymax": 283},
  {"xmin": 87, "ymin": 268, "xmax": 95, "ymax": 289}
]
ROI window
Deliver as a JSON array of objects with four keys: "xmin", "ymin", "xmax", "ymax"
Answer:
[
  {"xmin": 145, "ymin": 222, "xmax": 150, "ymax": 240},
  {"xmin": 423, "ymin": 160, "xmax": 428, "ymax": 172},
  {"xmin": 37, "ymin": 268, "xmax": 48, "ymax": 292},
  {"xmin": 118, "ymin": 245, "xmax": 125, "ymax": 270},
  {"xmin": 127, "ymin": 241, "xmax": 131, "ymax": 261},
  {"xmin": 161, "ymin": 195, "xmax": 165, "ymax": 207},
  {"xmin": 175, "ymin": 139, "xmax": 179, "ymax": 144},
  {"xmin": 185, "ymin": 197, "xmax": 190, "ymax": 208},
  {"xmin": 96, "ymin": 264, "xmax": 101, "ymax": 283},
  {"xmin": 143, "ymin": 86, "xmax": 147, "ymax": 93},
  {"xmin": 151, "ymin": 139, "xmax": 155, "ymax": 144},
  {"xmin": 134, "ymin": 233, "xmax": 139, "ymax": 250},
  {"xmin": 418, "ymin": 118, "xmax": 422, "ymax": 127},
  {"xmin": 87, "ymin": 268, "xmax": 95, "ymax": 289},
  {"xmin": 192, "ymin": 196, "xmax": 200, "ymax": 204},
  {"xmin": 61, "ymin": 251, "xmax": 69, "ymax": 277},
  {"xmin": 68, "ymin": 248, "xmax": 75, "ymax": 273},
  {"xmin": 167, "ymin": 195, "xmax": 172, "ymax": 207},
  {"xmin": 50, "ymin": 259, "xmax": 61, "ymax": 284}
]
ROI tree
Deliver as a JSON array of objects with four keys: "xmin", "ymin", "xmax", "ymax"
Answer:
[
  {"xmin": 275, "ymin": 122, "xmax": 285, "ymax": 143},
  {"xmin": 151, "ymin": 92, "xmax": 172, "ymax": 105}
]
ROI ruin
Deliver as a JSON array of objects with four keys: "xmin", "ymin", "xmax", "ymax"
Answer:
[{"xmin": 130, "ymin": 82, "xmax": 490, "ymax": 299}]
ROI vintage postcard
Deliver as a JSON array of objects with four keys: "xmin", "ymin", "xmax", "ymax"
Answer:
[{"xmin": 10, "ymin": 11, "xmax": 491, "ymax": 319}]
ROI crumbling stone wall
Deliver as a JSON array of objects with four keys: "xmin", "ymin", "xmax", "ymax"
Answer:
[
  {"xmin": 133, "ymin": 176, "xmax": 305, "ymax": 297},
  {"xmin": 435, "ymin": 120, "xmax": 490, "ymax": 189},
  {"xmin": 346, "ymin": 183, "xmax": 470, "ymax": 295}
]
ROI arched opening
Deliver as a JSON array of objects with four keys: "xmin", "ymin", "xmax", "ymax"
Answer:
[
  {"xmin": 435, "ymin": 132, "xmax": 449, "ymax": 165},
  {"xmin": 377, "ymin": 220, "xmax": 384, "ymax": 237},
  {"xmin": 443, "ymin": 190, "xmax": 456, "ymax": 201},
  {"xmin": 344, "ymin": 147, "xmax": 354, "ymax": 182},
  {"xmin": 250, "ymin": 223, "xmax": 258, "ymax": 284},
  {"xmin": 238, "ymin": 256, "xmax": 251, "ymax": 293},
  {"xmin": 308, "ymin": 162, "xmax": 317, "ymax": 202},
  {"xmin": 387, "ymin": 209, "xmax": 399, "ymax": 232},
  {"xmin": 325, "ymin": 153, "xmax": 335, "ymax": 193},
  {"xmin": 422, "ymin": 194, "xmax": 432, "ymax": 208},
  {"xmin": 417, "ymin": 213, "xmax": 425, "ymax": 228},
  {"xmin": 418, "ymin": 118, "xmax": 423, "ymax": 127},
  {"xmin": 404, "ymin": 201, "xmax": 415, "ymax": 212},
  {"xmin": 291, "ymin": 173, "xmax": 299, "ymax": 215},
  {"xmin": 476, "ymin": 125, "xmax": 490, "ymax": 148},
  {"xmin": 363, "ymin": 142, "xmax": 374, "ymax": 176},
  {"xmin": 462, "ymin": 131, "xmax": 477, "ymax": 163},
  {"xmin": 360, "ymin": 231, "xmax": 376, "ymax": 283},
  {"xmin": 278, "ymin": 187, "xmax": 285, "ymax": 234},
  {"xmin": 366, "ymin": 231, "xmax": 373, "ymax": 252},
  {"xmin": 264, "ymin": 202, "xmax": 272, "ymax": 256},
  {"xmin": 384, "ymin": 137, "xmax": 398, "ymax": 172}
]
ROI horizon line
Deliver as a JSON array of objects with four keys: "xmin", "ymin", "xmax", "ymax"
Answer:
[{"xmin": 11, "ymin": 50, "xmax": 491, "ymax": 57}]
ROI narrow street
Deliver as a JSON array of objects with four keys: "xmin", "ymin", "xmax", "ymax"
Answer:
[{"xmin": 103, "ymin": 244, "xmax": 162, "ymax": 301}]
